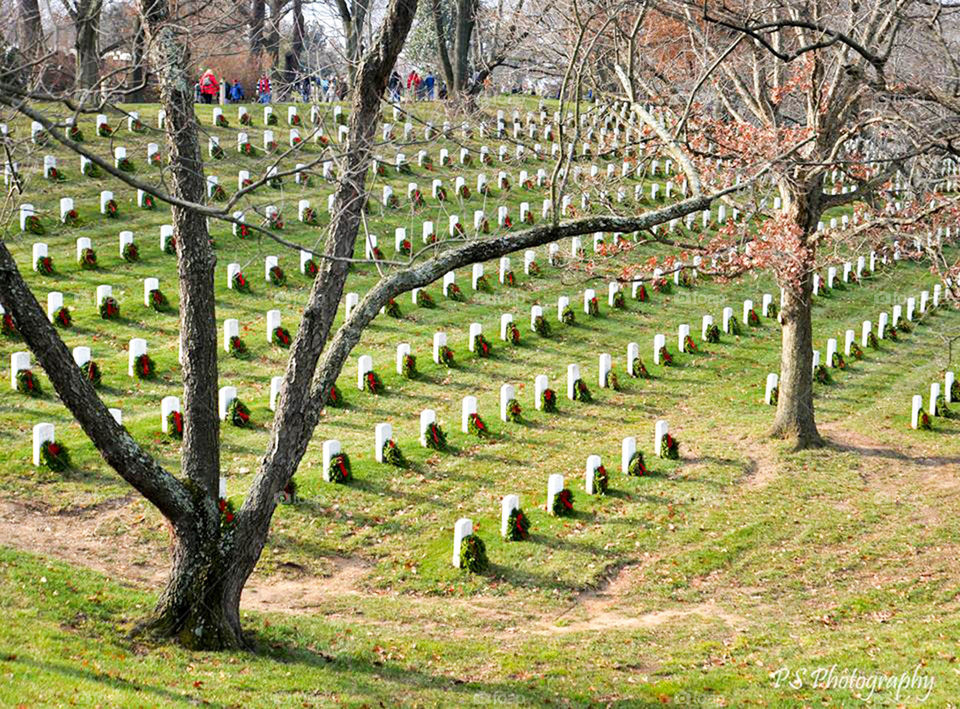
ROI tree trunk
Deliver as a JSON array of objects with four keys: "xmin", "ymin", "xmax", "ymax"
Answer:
[
  {"xmin": 18, "ymin": 0, "xmax": 44, "ymax": 60},
  {"xmin": 291, "ymin": 0, "xmax": 305, "ymax": 76},
  {"xmin": 451, "ymin": 0, "xmax": 476, "ymax": 94},
  {"xmin": 265, "ymin": 0, "xmax": 283, "ymax": 87},
  {"xmin": 338, "ymin": 0, "xmax": 369, "ymax": 92},
  {"xmin": 140, "ymin": 0, "xmax": 236, "ymax": 646},
  {"xmin": 129, "ymin": 16, "xmax": 147, "ymax": 102},
  {"xmin": 431, "ymin": 0, "xmax": 455, "ymax": 89},
  {"xmin": 147, "ymin": 517, "xmax": 243, "ymax": 649},
  {"xmin": 250, "ymin": 0, "xmax": 265, "ymax": 52},
  {"xmin": 771, "ymin": 270, "xmax": 823, "ymax": 448},
  {"xmin": 74, "ymin": 0, "xmax": 102, "ymax": 91}
]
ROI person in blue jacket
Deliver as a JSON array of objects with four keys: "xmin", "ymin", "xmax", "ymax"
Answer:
[{"xmin": 228, "ymin": 80, "xmax": 245, "ymax": 103}]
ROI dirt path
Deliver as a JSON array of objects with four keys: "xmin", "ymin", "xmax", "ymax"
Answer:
[
  {"xmin": 0, "ymin": 498, "xmax": 375, "ymax": 614},
  {"xmin": 539, "ymin": 561, "xmax": 747, "ymax": 635},
  {"xmin": 0, "ymin": 494, "xmax": 753, "ymax": 638}
]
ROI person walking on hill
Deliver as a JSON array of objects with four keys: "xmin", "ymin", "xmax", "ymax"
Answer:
[
  {"xmin": 228, "ymin": 80, "xmax": 244, "ymax": 102},
  {"xmin": 406, "ymin": 70, "xmax": 421, "ymax": 100},
  {"xmin": 199, "ymin": 69, "xmax": 219, "ymax": 104},
  {"xmin": 388, "ymin": 71, "xmax": 402, "ymax": 102}
]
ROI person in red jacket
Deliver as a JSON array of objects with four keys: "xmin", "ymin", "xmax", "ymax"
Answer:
[
  {"xmin": 257, "ymin": 74, "xmax": 272, "ymax": 103},
  {"xmin": 199, "ymin": 69, "xmax": 219, "ymax": 104}
]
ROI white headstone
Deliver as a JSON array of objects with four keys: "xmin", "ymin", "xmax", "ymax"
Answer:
[
  {"xmin": 585, "ymin": 455, "xmax": 603, "ymax": 494},
  {"xmin": 161, "ymin": 396, "xmax": 181, "ymax": 432},
  {"xmin": 621, "ymin": 437, "xmax": 637, "ymax": 475},
  {"xmin": 453, "ymin": 518, "xmax": 473, "ymax": 567},
  {"xmin": 322, "ymin": 439, "xmax": 342, "ymax": 482},
  {"xmin": 32, "ymin": 423, "xmax": 55, "ymax": 467},
  {"xmin": 500, "ymin": 313, "xmax": 514, "ymax": 341},
  {"xmin": 534, "ymin": 375, "xmax": 548, "ymax": 410},
  {"xmin": 654, "ymin": 420, "xmax": 669, "ymax": 456},
  {"xmin": 270, "ymin": 376, "xmax": 283, "ymax": 411},
  {"xmin": 218, "ymin": 386, "xmax": 237, "ymax": 420},
  {"xmin": 598, "ymin": 353, "xmax": 612, "ymax": 388},
  {"xmin": 911, "ymin": 394, "xmax": 924, "ymax": 430},
  {"xmin": 468, "ymin": 323, "xmax": 482, "ymax": 351},
  {"xmin": 501, "ymin": 495, "xmax": 520, "ymax": 538},
  {"xmin": 266, "ymin": 310, "xmax": 281, "ymax": 343},
  {"xmin": 928, "ymin": 383, "xmax": 941, "ymax": 417},
  {"xmin": 72, "ymin": 346, "xmax": 91, "ymax": 368},
  {"xmin": 653, "ymin": 334, "xmax": 666, "ymax": 364},
  {"xmin": 419, "ymin": 409, "xmax": 437, "ymax": 446},
  {"xmin": 128, "ymin": 338, "xmax": 147, "ymax": 376},
  {"xmin": 395, "ymin": 343, "xmax": 411, "ymax": 375},
  {"xmin": 357, "ymin": 355, "xmax": 373, "ymax": 390},
  {"xmin": 765, "ymin": 373, "xmax": 779, "ymax": 405},
  {"xmin": 547, "ymin": 474, "xmax": 564, "ymax": 514},
  {"xmin": 10, "ymin": 352, "xmax": 31, "ymax": 389},
  {"xmin": 461, "ymin": 396, "xmax": 478, "ymax": 432},
  {"xmin": 374, "ymin": 423, "xmax": 393, "ymax": 463},
  {"xmin": 432, "ymin": 332, "xmax": 447, "ymax": 364},
  {"xmin": 46, "ymin": 292, "xmax": 63, "ymax": 321}
]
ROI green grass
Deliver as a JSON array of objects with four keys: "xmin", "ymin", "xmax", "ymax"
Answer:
[{"xmin": 1, "ymin": 98, "xmax": 959, "ymax": 705}]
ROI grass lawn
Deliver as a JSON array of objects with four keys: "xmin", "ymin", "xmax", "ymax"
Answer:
[{"xmin": 1, "ymin": 97, "xmax": 957, "ymax": 706}]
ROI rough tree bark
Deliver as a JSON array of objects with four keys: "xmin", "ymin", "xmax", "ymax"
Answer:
[{"xmin": 292, "ymin": 0, "xmax": 305, "ymax": 76}]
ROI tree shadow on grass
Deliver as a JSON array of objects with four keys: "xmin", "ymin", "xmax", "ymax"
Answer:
[
  {"xmin": 253, "ymin": 634, "xmax": 574, "ymax": 706},
  {"xmin": 11, "ymin": 656, "xmax": 212, "ymax": 708},
  {"xmin": 824, "ymin": 434, "xmax": 960, "ymax": 467}
]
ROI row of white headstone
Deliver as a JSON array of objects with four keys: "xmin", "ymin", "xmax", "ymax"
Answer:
[
  {"xmin": 452, "ymin": 422, "xmax": 674, "ymax": 566},
  {"xmin": 912, "ymin": 371, "xmax": 956, "ymax": 429}
]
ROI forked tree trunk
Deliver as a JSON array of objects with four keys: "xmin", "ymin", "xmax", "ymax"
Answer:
[{"xmin": 147, "ymin": 517, "xmax": 243, "ymax": 649}]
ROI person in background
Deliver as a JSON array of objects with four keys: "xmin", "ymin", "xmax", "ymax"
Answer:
[
  {"xmin": 228, "ymin": 80, "xmax": 244, "ymax": 102},
  {"xmin": 406, "ymin": 69, "xmax": 421, "ymax": 100},
  {"xmin": 257, "ymin": 74, "xmax": 271, "ymax": 103},
  {"xmin": 194, "ymin": 81, "xmax": 202, "ymax": 103},
  {"xmin": 222, "ymin": 78, "xmax": 232, "ymax": 101},
  {"xmin": 301, "ymin": 76, "xmax": 311, "ymax": 102},
  {"xmin": 199, "ymin": 69, "xmax": 219, "ymax": 104},
  {"xmin": 424, "ymin": 72, "xmax": 435, "ymax": 100},
  {"xmin": 388, "ymin": 70, "xmax": 402, "ymax": 102}
]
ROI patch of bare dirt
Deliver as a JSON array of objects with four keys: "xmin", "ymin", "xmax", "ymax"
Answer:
[
  {"xmin": 739, "ymin": 440, "xmax": 781, "ymax": 490},
  {"xmin": 540, "ymin": 561, "xmax": 747, "ymax": 635},
  {"xmin": 0, "ymin": 498, "xmax": 373, "ymax": 613}
]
